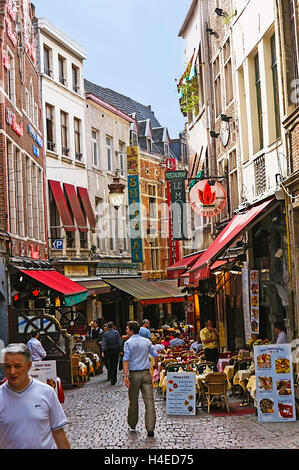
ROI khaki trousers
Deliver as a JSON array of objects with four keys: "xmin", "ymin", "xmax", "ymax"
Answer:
[{"xmin": 128, "ymin": 370, "xmax": 156, "ymax": 432}]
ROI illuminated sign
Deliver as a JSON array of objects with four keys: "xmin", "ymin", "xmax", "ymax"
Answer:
[
  {"xmin": 190, "ymin": 180, "xmax": 227, "ymax": 217},
  {"xmin": 6, "ymin": 108, "xmax": 23, "ymax": 136}
]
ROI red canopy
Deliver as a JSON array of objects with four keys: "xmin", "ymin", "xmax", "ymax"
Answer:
[
  {"xmin": 19, "ymin": 270, "xmax": 87, "ymax": 295},
  {"xmin": 77, "ymin": 187, "xmax": 97, "ymax": 232},
  {"xmin": 167, "ymin": 251, "xmax": 205, "ymax": 279},
  {"xmin": 189, "ymin": 198, "xmax": 275, "ymax": 285}
]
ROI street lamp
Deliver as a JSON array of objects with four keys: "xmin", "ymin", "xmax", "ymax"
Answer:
[{"xmin": 108, "ymin": 171, "xmax": 126, "ymax": 252}]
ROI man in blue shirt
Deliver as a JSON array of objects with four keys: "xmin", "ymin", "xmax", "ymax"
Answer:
[
  {"xmin": 169, "ymin": 332, "xmax": 186, "ymax": 348},
  {"xmin": 101, "ymin": 322, "xmax": 122, "ymax": 385},
  {"xmin": 139, "ymin": 319, "xmax": 151, "ymax": 339},
  {"xmin": 123, "ymin": 321, "xmax": 158, "ymax": 437}
]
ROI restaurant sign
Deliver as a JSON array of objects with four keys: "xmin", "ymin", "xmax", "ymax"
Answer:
[
  {"xmin": 190, "ymin": 180, "xmax": 227, "ymax": 217},
  {"xmin": 95, "ymin": 263, "xmax": 139, "ymax": 277},
  {"xmin": 6, "ymin": 107, "xmax": 23, "ymax": 136}
]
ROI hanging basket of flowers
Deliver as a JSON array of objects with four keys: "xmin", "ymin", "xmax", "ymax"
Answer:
[{"xmin": 178, "ymin": 75, "xmax": 199, "ymax": 115}]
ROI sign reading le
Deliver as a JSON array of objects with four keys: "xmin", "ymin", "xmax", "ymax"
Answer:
[{"xmin": 165, "ymin": 170, "xmax": 187, "ymax": 181}]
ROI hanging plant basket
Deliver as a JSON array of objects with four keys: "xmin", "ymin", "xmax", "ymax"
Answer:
[{"xmin": 178, "ymin": 76, "xmax": 199, "ymax": 115}]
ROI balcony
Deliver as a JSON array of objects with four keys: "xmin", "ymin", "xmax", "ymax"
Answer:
[
  {"xmin": 62, "ymin": 147, "xmax": 70, "ymax": 157},
  {"xmin": 44, "ymin": 67, "xmax": 52, "ymax": 77},
  {"xmin": 75, "ymin": 152, "xmax": 83, "ymax": 162},
  {"xmin": 254, "ymin": 154, "xmax": 266, "ymax": 197}
]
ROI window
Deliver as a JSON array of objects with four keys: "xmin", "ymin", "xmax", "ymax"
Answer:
[
  {"xmin": 6, "ymin": 141, "xmax": 16, "ymax": 234},
  {"xmin": 213, "ymin": 55, "xmax": 222, "ymax": 117},
  {"xmin": 270, "ymin": 35, "xmax": 281, "ymax": 139},
  {"xmin": 58, "ymin": 55, "xmax": 66, "ymax": 86},
  {"xmin": 164, "ymin": 143, "xmax": 169, "ymax": 157},
  {"xmin": 119, "ymin": 141, "xmax": 126, "ymax": 176},
  {"xmin": 49, "ymin": 182, "xmax": 61, "ymax": 241},
  {"xmin": 15, "ymin": 149, "xmax": 24, "ymax": 237},
  {"xmin": 147, "ymin": 138, "xmax": 152, "ymax": 153},
  {"xmin": 72, "ymin": 64, "xmax": 79, "ymax": 93},
  {"xmin": 254, "ymin": 154, "xmax": 266, "ymax": 196},
  {"xmin": 29, "ymin": 82, "xmax": 34, "ymax": 122},
  {"xmin": 60, "ymin": 111, "xmax": 69, "ymax": 156},
  {"xmin": 25, "ymin": 158, "xmax": 33, "ymax": 238},
  {"xmin": 46, "ymin": 104, "xmax": 55, "ymax": 151},
  {"xmin": 148, "ymin": 184, "xmax": 158, "ymax": 237},
  {"xmin": 224, "ymin": 38, "xmax": 233, "ymax": 105},
  {"xmin": 80, "ymin": 232, "xmax": 88, "ymax": 249},
  {"xmin": 130, "ymin": 131, "xmax": 138, "ymax": 146},
  {"xmin": 32, "ymin": 164, "xmax": 40, "ymax": 240},
  {"xmin": 119, "ymin": 205, "xmax": 128, "ymax": 251},
  {"xmin": 229, "ymin": 149, "xmax": 239, "ymax": 212},
  {"xmin": 66, "ymin": 231, "xmax": 75, "ymax": 249},
  {"xmin": 38, "ymin": 169, "xmax": 45, "ymax": 242},
  {"xmin": 254, "ymin": 53, "xmax": 264, "ymax": 150},
  {"xmin": 7, "ymin": 50, "xmax": 15, "ymax": 103},
  {"xmin": 197, "ymin": 48, "xmax": 204, "ymax": 108},
  {"xmin": 25, "ymin": 88, "xmax": 29, "ymax": 115},
  {"xmin": 74, "ymin": 118, "xmax": 82, "ymax": 161},
  {"xmin": 150, "ymin": 239, "xmax": 160, "ymax": 271},
  {"xmin": 43, "ymin": 46, "xmax": 52, "ymax": 76},
  {"xmin": 34, "ymin": 103, "xmax": 39, "ymax": 129},
  {"xmin": 109, "ymin": 206, "xmax": 117, "ymax": 251},
  {"xmin": 91, "ymin": 130, "xmax": 98, "ymax": 167},
  {"xmin": 106, "ymin": 136, "xmax": 112, "ymax": 172}
]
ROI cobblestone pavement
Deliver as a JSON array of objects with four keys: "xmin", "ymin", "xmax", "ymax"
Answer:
[{"xmin": 62, "ymin": 371, "xmax": 299, "ymax": 450}]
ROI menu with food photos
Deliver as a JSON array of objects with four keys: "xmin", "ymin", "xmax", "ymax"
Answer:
[
  {"xmin": 30, "ymin": 360, "xmax": 58, "ymax": 396},
  {"xmin": 166, "ymin": 373, "xmax": 196, "ymax": 416},
  {"xmin": 254, "ymin": 344, "xmax": 296, "ymax": 422}
]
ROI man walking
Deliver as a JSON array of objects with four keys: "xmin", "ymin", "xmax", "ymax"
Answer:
[
  {"xmin": 101, "ymin": 322, "xmax": 122, "ymax": 385},
  {"xmin": 123, "ymin": 321, "xmax": 158, "ymax": 437},
  {"xmin": 26, "ymin": 329, "xmax": 47, "ymax": 362},
  {"xmin": 139, "ymin": 319, "xmax": 151, "ymax": 339},
  {"xmin": 0, "ymin": 343, "xmax": 70, "ymax": 449}
]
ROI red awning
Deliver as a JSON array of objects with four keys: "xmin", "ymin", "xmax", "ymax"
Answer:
[
  {"xmin": 48, "ymin": 180, "xmax": 76, "ymax": 232},
  {"xmin": 189, "ymin": 198, "xmax": 275, "ymax": 285},
  {"xmin": 77, "ymin": 187, "xmax": 97, "ymax": 232},
  {"xmin": 167, "ymin": 251, "xmax": 205, "ymax": 279},
  {"xmin": 210, "ymin": 258, "xmax": 236, "ymax": 271},
  {"xmin": 64, "ymin": 183, "xmax": 88, "ymax": 232},
  {"xmin": 19, "ymin": 270, "xmax": 87, "ymax": 295}
]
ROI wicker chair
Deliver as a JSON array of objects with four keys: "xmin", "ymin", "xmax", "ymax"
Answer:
[
  {"xmin": 71, "ymin": 357, "xmax": 80, "ymax": 386},
  {"xmin": 204, "ymin": 372, "xmax": 230, "ymax": 413}
]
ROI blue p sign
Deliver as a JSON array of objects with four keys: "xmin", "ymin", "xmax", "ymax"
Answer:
[{"xmin": 52, "ymin": 239, "xmax": 64, "ymax": 250}]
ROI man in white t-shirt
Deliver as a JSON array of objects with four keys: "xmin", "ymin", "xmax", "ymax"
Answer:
[{"xmin": 0, "ymin": 343, "xmax": 70, "ymax": 449}]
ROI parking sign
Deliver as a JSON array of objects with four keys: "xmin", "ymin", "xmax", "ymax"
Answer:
[{"xmin": 52, "ymin": 239, "xmax": 63, "ymax": 250}]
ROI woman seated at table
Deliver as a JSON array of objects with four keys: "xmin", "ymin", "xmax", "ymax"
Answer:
[
  {"xmin": 189, "ymin": 335, "xmax": 203, "ymax": 354},
  {"xmin": 151, "ymin": 336, "xmax": 167, "ymax": 354}
]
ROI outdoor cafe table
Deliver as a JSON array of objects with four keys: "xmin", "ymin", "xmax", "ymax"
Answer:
[
  {"xmin": 223, "ymin": 365, "xmax": 235, "ymax": 381},
  {"xmin": 246, "ymin": 375, "xmax": 257, "ymax": 406},
  {"xmin": 217, "ymin": 358, "xmax": 231, "ymax": 372},
  {"xmin": 233, "ymin": 369, "xmax": 252, "ymax": 391}
]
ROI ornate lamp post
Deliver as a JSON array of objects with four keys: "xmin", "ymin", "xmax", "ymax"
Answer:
[{"xmin": 108, "ymin": 171, "xmax": 126, "ymax": 252}]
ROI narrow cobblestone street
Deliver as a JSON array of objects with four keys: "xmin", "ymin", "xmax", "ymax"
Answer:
[{"xmin": 62, "ymin": 372, "xmax": 299, "ymax": 450}]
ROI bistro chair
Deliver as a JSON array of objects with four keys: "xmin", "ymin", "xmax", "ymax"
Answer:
[
  {"xmin": 204, "ymin": 372, "xmax": 230, "ymax": 414},
  {"xmin": 85, "ymin": 352, "xmax": 96, "ymax": 376},
  {"xmin": 71, "ymin": 357, "xmax": 80, "ymax": 386}
]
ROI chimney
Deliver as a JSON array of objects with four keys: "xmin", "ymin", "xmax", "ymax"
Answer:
[{"xmin": 148, "ymin": 105, "xmax": 151, "ymax": 111}]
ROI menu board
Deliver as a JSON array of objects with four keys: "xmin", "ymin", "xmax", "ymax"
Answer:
[
  {"xmin": 250, "ymin": 270, "xmax": 259, "ymax": 334},
  {"xmin": 254, "ymin": 344, "xmax": 296, "ymax": 422},
  {"xmin": 166, "ymin": 372, "xmax": 196, "ymax": 416},
  {"xmin": 30, "ymin": 360, "xmax": 58, "ymax": 396}
]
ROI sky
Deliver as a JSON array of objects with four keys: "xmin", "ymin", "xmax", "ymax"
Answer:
[{"xmin": 33, "ymin": 0, "xmax": 192, "ymax": 138}]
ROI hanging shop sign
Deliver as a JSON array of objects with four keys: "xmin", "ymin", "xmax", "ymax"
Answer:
[
  {"xmin": 128, "ymin": 175, "xmax": 143, "ymax": 263},
  {"xmin": 28, "ymin": 123, "xmax": 43, "ymax": 149},
  {"xmin": 5, "ymin": 107, "xmax": 23, "ymax": 136},
  {"xmin": 165, "ymin": 170, "xmax": 187, "ymax": 181},
  {"xmin": 127, "ymin": 146, "xmax": 140, "ymax": 175},
  {"xmin": 220, "ymin": 120, "xmax": 230, "ymax": 147},
  {"xmin": 166, "ymin": 372, "xmax": 196, "ymax": 416},
  {"xmin": 190, "ymin": 180, "xmax": 227, "ymax": 217},
  {"xmin": 170, "ymin": 176, "xmax": 188, "ymax": 241},
  {"xmin": 254, "ymin": 343, "xmax": 296, "ymax": 422},
  {"xmin": 250, "ymin": 270, "xmax": 259, "ymax": 334},
  {"xmin": 64, "ymin": 265, "xmax": 89, "ymax": 278},
  {"xmin": 22, "ymin": 0, "xmax": 36, "ymax": 63},
  {"xmin": 5, "ymin": 15, "xmax": 17, "ymax": 46},
  {"xmin": 6, "ymin": 0, "xmax": 17, "ymax": 21},
  {"xmin": 166, "ymin": 158, "xmax": 177, "ymax": 171}
]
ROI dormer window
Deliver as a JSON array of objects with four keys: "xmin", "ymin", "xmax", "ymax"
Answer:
[
  {"xmin": 130, "ymin": 130, "xmax": 138, "ymax": 147},
  {"xmin": 147, "ymin": 138, "xmax": 152, "ymax": 153},
  {"xmin": 164, "ymin": 143, "xmax": 169, "ymax": 157}
]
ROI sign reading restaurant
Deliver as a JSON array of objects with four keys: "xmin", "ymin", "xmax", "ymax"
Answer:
[{"xmin": 95, "ymin": 263, "xmax": 140, "ymax": 277}]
